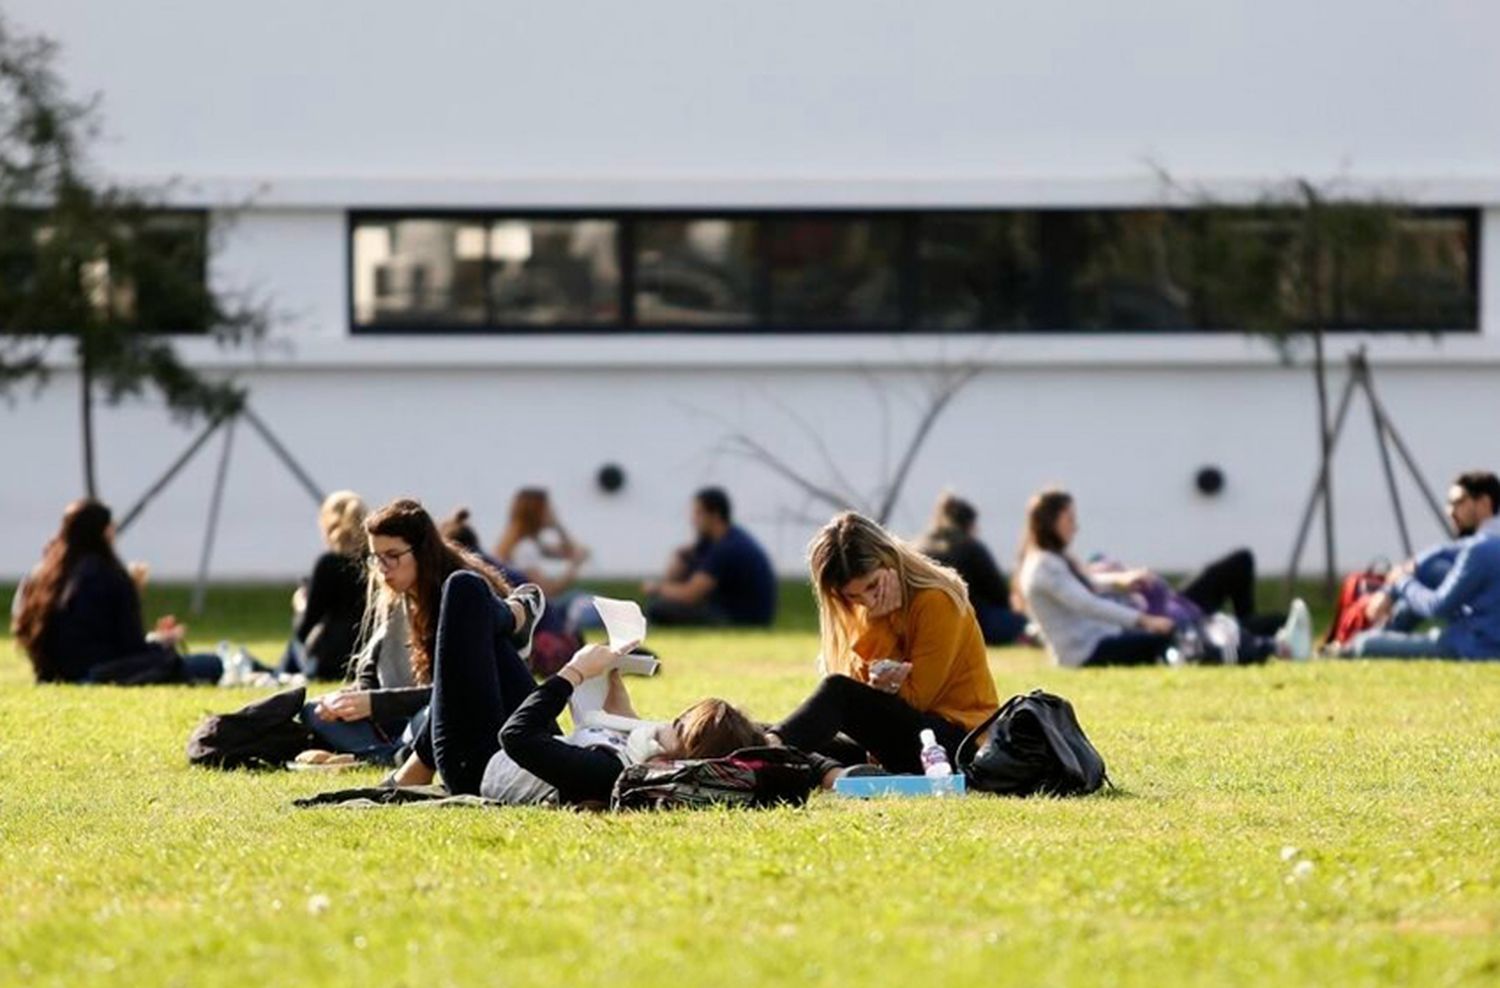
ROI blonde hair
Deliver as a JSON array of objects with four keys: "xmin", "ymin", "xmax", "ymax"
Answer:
[
  {"xmin": 807, "ymin": 512, "xmax": 970, "ymax": 674},
  {"xmin": 320, "ymin": 491, "xmax": 368, "ymax": 557}
]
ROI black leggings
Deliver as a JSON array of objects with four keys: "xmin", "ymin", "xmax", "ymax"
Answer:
[
  {"xmin": 773, "ymin": 675, "xmax": 969, "ymax": 774},
  {"xmin": 1180, "ymin": 548, "xmax": 1284, "ymax": 636},
  {"xmin": 413, "ymin": 571, "xmax": 538, "ymax": 796}
]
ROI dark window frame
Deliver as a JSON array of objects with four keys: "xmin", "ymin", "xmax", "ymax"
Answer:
[{"xmin": 346, "ymin": 207, "xmax": 1481, "ymax": 336}]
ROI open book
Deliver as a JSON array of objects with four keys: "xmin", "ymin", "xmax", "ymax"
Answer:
[{"xmin": 569, "ymin": 596, "xmax": 661, "ymax": 733}]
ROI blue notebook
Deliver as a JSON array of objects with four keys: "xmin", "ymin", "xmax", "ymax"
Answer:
[{"xmin": 833, "ymin": 774, "xmax": 967, "ymax": 798}]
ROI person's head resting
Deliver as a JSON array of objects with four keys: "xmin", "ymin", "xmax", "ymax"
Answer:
[
  {"xmin": 692, "ymin": 487, "xmax": 732, "ymax": 540},
  {"xmin": 656, "ymin": 698, "xmax": 766, "ymax": 760},
  {"xmin": 1021, "ymin": 488, "xmax": 1078, "ymax": 556},
  {"xmin": 439, "ymin": 506, "xmax": 482, "ymax": 553},
  {"xmin": 807, "ymin": 511, "xmax": 969, "ymax": 668},
  {"xmin": 318, "ymin": 490, "xmax": 368, "ymax": 557},
  {"xmin": 12, "ymin": 498, "xmax": 124, "ymax": 680},
  {"xmin": 363, "ymin": 497, "xmax": 510, "ymax": 683},
  {"xmin": 1448, "ymin": 471, "xmax": 1500, "ymax": 536}
]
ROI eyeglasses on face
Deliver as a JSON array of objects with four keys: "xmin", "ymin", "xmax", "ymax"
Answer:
[{"xmin": 366, "ymin": 547, "xmax": 414, "ymax": 569}]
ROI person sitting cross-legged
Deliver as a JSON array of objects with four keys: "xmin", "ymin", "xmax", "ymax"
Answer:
[
  {"xmin": 1349, "ymin": 470, "xmax": 1500, "ymax": 661},
  {"xmin": 642, "ymin": 487, "xmax": 777, "ymax": 628}
]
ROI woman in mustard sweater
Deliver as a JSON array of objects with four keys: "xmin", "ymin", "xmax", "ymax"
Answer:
[{"xmin": 770, "ymin": 512, "xmax": 1000, "ymax": 773}]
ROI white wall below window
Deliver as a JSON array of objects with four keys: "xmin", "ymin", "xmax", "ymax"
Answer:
[{"xmin": 3, "ymin": 356, "xmax": 1491, "ymax": 582}]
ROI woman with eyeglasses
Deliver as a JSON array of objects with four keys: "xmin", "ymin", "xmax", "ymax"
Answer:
[
  {"xmin": 352, "ymin": 498, "xmax": 546, "ymax": 795},
  {"xmin": 767, "ymin": 512, "xmax": 1001, "ymax": 773}
]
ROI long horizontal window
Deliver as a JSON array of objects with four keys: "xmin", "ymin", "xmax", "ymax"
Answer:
[{"xmin": 349, "ymin": 208, "xmax": 1479, "ymax": 334}]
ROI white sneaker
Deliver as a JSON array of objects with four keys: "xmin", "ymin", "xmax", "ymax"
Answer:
[{"xmin": 1276, "ymin": 599, "xmax": 1313, "ymax": 661}]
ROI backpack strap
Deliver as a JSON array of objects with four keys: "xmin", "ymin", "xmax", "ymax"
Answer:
[{"xmin": 956, "ymin": 691, "xmax": 1026, "ymax": 771}]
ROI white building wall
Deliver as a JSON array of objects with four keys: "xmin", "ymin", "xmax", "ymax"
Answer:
[
  {"xmin": 3, "ymin": 1, "xmax": 1500, "ymax": 579},
  {"xmin": 5, "ymin": 332, "xmax": 1498, "ymax": 579}
]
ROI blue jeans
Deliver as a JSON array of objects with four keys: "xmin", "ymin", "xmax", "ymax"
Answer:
[
  {"xmin": 975, "ymin": 602, "xmax": 1027, "ymax": 646},
  {"xmin": 180, "ymin": 653, "xmax": 224, "ymax": 683},
  {"xmin": 1351, "ymin": 628, "xmax": 1456, "ymax": 659},
  {"xmin": 302, "ymin": 702, "xmax": 419, "ymax": 765}
]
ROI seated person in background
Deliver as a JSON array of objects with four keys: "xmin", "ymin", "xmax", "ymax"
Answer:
[
  {"xmin": 281, "ymin": 491, "xmax": 370, "ymax": 681},
  {"xmin": 1363, "ymin": 471, "xmax": 1497, "ymax": 637},
  {"xmin": 1016, "ymin": 489, "xmax": 1310, "ymax": 667},
  {"xmin": 441, "ymin": 508, "xmax": 527, "ymax": 586},
  {"xmin": 12, "ymin": 498, "xmax": 227, "ymax": 684},
  {"xmin": 489, "ymin": 491, "xmax": 596, "ymax": 635},
  {"xmin": 1088, "ymin": 548, "xmax": 1286, "ymax": 639},
  {"xmin": 298, "ymin": 601, "xmax": 429, "ymax": 766},
  {"xmin": 768, "ymin": 512, "xmax": 1000, "ymax": 773},
  {"xmin": 643, "ymin": 487, "xmax": 777, "ymax": 627},
  {"xmin": 1350, "ymin": 471, "xmax": 1500, "ymax": 660},
  {"xmin": 493, "ymin": 488, "xmax": 590, "ymax": 601},
  {"xmin": 916, "ymin": 492, "xmax": 1027, "ymax": 645}
]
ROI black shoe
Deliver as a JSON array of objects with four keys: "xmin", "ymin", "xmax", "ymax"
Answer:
[{"xmin": 508, "ymin": 583, "xmax": 546, "ymax": 660}]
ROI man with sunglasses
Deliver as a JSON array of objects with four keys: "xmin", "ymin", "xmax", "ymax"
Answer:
[{"xmin": 1351, "ymin": 471, "xmax": 1500, "ymax": 660}]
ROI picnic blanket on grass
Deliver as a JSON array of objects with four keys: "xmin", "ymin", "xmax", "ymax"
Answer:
[{"xmin": 293, "ymin": 785, "xmax": 501, "ymax": 810}]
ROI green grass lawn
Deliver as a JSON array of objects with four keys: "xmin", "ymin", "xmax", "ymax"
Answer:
[{"xmin": 1, "ymin": 582, "xmax": 1498, "ymax": 987}]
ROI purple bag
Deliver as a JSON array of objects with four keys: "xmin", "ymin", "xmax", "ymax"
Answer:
[{"xmin": 1134, "ymin": 575, "xmax": 1204, "ymax": 627}]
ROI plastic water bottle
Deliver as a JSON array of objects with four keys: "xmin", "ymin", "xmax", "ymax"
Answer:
[{"xmin": 919, "ymin": 729, "xmax": 952, "ymax": 778}]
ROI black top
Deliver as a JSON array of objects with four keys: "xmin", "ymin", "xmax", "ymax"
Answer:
[
  {"xmin": 499, "ymin": 676, "xmax": 840, "ymax": 807},
  {"xmin": 39, "ymin": 554, "xmax": 150, "ymax": 683},
  {"xmin": 922, "ymin": 530, "xmax": 1011, "ymax": 610},
  {"xmin": 295, "ymin": 552, "xmax": 369, "ymax": 680},
  {"xmin": 499, "ymin": 677, "xmax": 625, "ymax": 805},
  {"xmin": 688, "ymin": 525, "xmax": 778, "ymax": 626}
]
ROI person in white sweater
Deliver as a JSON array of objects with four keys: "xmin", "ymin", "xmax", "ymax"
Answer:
[
  {"xmin": 1016, "ymin": 489, "xmax": 1310, "ymax": 667},
  {"xmin": 1016, "ymin": 490, "xmax": 1175, "ymax": 666}
]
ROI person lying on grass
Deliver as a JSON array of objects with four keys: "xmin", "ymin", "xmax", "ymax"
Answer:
[
  {"xmin": 484, "ymin": 642, "xmax": 848, "ymax": 807},
  {"xmin": 766, "ymin": 511, "xmax": 1001, "ymax": 774}
]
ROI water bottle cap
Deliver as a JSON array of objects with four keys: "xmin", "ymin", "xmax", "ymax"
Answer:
[{"xmin": 919, "ymin": 728, "xmax": 937, "ymax": 745}]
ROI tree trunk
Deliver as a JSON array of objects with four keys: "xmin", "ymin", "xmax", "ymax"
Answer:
[
  {"xmin": 1312, "ymin": 328, "xmax": 1336, "ymax": 602},
  {"xmin": 80, "ymin": 341, "xmax": 97, "ymax": 498}
]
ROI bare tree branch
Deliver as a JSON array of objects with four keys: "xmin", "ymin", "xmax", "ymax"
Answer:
[
  {"xmin": 874, "ymin": 366, "xmax": 980, "ymax": 524},
  {"xmin": 716, "ymin": 433, "xmax": 855, "ymax": 514},
  {"xmin": 751, "ymin": 384, "xmax": 867, "ymax": 510}
]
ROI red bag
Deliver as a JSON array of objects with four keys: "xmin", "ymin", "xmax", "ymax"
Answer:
[
  {"xmin": 527, "ymin": 629, "xmax": 581, "ymax": 678},
  {"xmin": 1323, "ymin": 570, "xmax": 1387, "ymax": 646}
]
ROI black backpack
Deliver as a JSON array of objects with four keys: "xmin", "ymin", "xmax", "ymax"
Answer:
[
  {"xmin": 610, "ymin": 746, "xmax": 825, "ymax": 811},
  {"xmin": 186, "ymin": 687, "xmax": 317, "ymax": 770},
  {"xmin": 956, "ymin": 690, "xmax": 1109, "ymax": 796}
]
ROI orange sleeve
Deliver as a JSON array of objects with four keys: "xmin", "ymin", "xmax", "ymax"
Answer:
[{"xmin": 896, "ymin": 592, "xmax": 965, "ymax": 711}]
